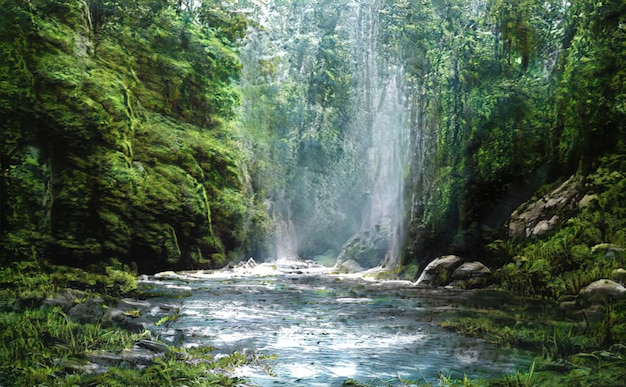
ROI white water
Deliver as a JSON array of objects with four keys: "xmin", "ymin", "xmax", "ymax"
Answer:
[
  {"xmin": 143, "ymin": 265, "xmax": 534, "ymax": 386},
  {"xmin": 240, "ymin": 0, "xmax": 412, "ymax": 266}
]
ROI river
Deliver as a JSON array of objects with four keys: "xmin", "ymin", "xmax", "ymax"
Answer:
[{"xmin": 140, "ymin": 260, "xmax": 536, "ymax": 386}]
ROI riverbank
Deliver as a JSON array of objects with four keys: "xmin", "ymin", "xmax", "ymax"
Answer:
[
  {"xmin": 0, "ymin": 259, "xmax": 257, "ymax": 386},
  {"xmin": 1, "ymin": 260, "xmax": 624, "ymax": 386}
]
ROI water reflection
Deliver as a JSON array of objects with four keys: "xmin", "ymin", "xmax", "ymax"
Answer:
[{"xmin": 142, "ymin": 263, "xmax": 535, "ymax": 386}]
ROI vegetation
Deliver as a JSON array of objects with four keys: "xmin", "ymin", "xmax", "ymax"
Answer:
[
  {"xmin": 392, "ymin": 0, "xmax": 625, "ymax": 269},
  {"xmin": 1, "ymin": 0, "xmax": 625, "ymax": 385},
  {"xmin": 0, "ymin": 0, "xmax": 260, "ymax": 272},
  {"xmin": 0, "ymin": 258, "xmax": 264, "ymax": 386}
]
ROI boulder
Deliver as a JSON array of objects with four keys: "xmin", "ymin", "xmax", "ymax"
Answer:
[
  {"xmin": 449, "ymin": 261, "xmax": 492, "ymax": 289},
  {"xmin": 122, "ymin": 348, "xmax": 155, "ymax": 366},
  {"xmin": 579, "ymin": 279, "xmax": 626, "ymax": 305},
  {"xmin": 336, "ymin": 259, "xmax": 364, "ymax": 274},
  {"xmin": 67, "ymin": 297, "xmax": 105, "ymax": 324},
  {"xmin": 531, "ymin": 215, "xmax": 559, "ymax": 238},
  {"xmin": 610, "ymin": 268, "xmax": 626, "ymax": 284},
  {"xmin": 415, "ymin": 255, "xmax": 464, "ymax": 288},
  {"xmin": 578, "ymin": 194, "xmax": 598, "ymax": 209},
  {"xmin": 452, "ymin": 262, "xmax": 491, "ymax": 280},
  {"xmin": 43, "ymin": 289, "xmax": 88, "ymax": 311},
  {"xmin": 335, "ymin": 225, "xmax": 392, "ymax": 269},
  {"xmin": 508, "ymin": 175, "xmax": 581, "ymax": 239}
]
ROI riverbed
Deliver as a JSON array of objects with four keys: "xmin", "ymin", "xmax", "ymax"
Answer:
[{"xmin": 140, "ymin": 260, "xmax": 537, "ymax": 386}]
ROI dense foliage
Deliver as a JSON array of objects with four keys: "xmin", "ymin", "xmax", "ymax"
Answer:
[
  {"xmin": 1, "ymin": 0, "xmax": 625, "ymax": 385},
  {"xmin": 387, "ymin": 0, "xmax": 625, "ymax": 275},
  {"xmin": 0, "ymin": 0, "xmax": 259, "ymax": 271}
]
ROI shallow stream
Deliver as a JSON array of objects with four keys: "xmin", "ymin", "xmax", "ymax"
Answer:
[{"xmin": 141, "ymin": 261, "xmax": 539, "ymax": 386}]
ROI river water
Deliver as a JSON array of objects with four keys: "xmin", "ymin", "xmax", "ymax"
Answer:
[{"xmin": 140, "ymin": 261, "xmax": 536, "ymax": 386}]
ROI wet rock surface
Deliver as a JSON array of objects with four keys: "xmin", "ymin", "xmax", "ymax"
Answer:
[
  {"xmin": 415, "ymin": 255, "xmax": 464, "ymax": 288},
  {"xmin": 415, "ymin": 256, "xmax": 492, "ymax": 289}
]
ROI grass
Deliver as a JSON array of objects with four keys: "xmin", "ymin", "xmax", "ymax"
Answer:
[{"xmin": 0, "ymin": 259, "xmax": 264, "ymax": 386}]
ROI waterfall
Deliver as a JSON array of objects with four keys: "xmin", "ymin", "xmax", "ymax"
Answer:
[{"xmin": 240, "ymin": 0, "xmax": 412, "ymax": 267}]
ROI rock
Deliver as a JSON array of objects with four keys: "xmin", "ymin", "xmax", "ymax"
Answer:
[
  {"xmin": 101, "ymin": 298, "xmax": 155, "ymax": 330},
  {"xmin": 137, "ymin": 339, "xmax": 169, "ymax": 353},
  {"xmin": 85, "ymin": 351, "xmax": 123, "ymax": 367},
  {"xmin": 508, "ymin": 175, "xmax": 581, "ymax": 239},
  {"xmin": 67, "ymin": 297, "xmax": 105, "ymax": 324},
  {"xmin": 449, "ymin": 261, "xmax": 491, "ymax": 289},
  {"xmin": 159, "ymin": 328, "xmax": 185, "ymax": 346},
  {"xmin": 578, "ymin": 194, "xmax": 598, "ymax": 209},
  {"xmin": 43, "ymin": 289, "xmax": 88, "ymax": 311},
  {"xmin": 119, "ymin": 317, "xmax": 153, "ymax": 333},
  {"xmin": 531, "ymin": 215, "xmax": 559, "ymax": 238},
  {"xmin": 335, "ymin": 225, "xmax": 392, "ymax": 269},
  {"xmin": 610, "ymin": 268, "xmax": 626, "ymax": 284},
  {"xmin": 122, "ymin": 348, "xmax": 155, "ymax": 366},
  {"xmin": 117, "ymin": 298, "xmax": 152, "ymax": 311},
  {"xmin": 102, "ymin": 308, "xmax": 127, "ymax": 326},
  {"xmin": 60, "ymin": 359, "xmax": 104, "ymax": 375},
  {"xmin": 336, "ymin": 259, "xmax": 364, "ymax": 274},
  {"xmin": 452, "ymin": 262, "xmax": 491, "ymax": 280},
  {"xmin": 579, "ymin": 279, "xmax": 626, "ymax": 305},
  {"xmin": 415, "ymin": 255, "xmax": 464, "ymax": 288},
  {"xmin": 153, "ymin": 271, "xmax": 181, "ymax": 280},
  {"xmin": 591, "ymin": 243, "xmax": 625, "ymax": 259}
]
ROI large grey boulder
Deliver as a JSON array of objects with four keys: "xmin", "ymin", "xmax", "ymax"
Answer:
[
  {"xmin": 336, "ymin": 226, "xmax": 391, "ymax": 269},
  {"xmin": 508, "ymin": 175, "xmax": 581, "ymax": 239},
  {"xmin": 452, "ymin": 262, "xmax": 491, "ymax": 280},
  {"xmin": 449, "ymin": 261, "xmax": 492, "ymax": 289},
  {"xmin": 579, "ymin": 279, "xmax": 626, "ymax": 305},
  {"xmin": 415, "ymin": 255, "xmax": 464, "ymax": 288}
]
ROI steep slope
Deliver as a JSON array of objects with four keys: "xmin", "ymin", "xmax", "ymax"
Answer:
[{"xmin": 0, "ymin": 1, "xmax": 258, "ymax": 271}]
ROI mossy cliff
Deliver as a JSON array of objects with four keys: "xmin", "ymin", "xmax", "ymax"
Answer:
[
  {"xmin": 0, "ymin": 1, "xmax": 259, "ymax": 271},
  {"xmin": 388, "ymin": 0, "xmax": 626, "ymax": 285}
]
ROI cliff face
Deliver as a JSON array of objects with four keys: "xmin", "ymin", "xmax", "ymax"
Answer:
[
  {"xmin": 2, "ymin": 0, "xmax": 624, "ymax": 283},
  {"xmin": 394, "ymin": 0, "xmax": 626, "ymax": 279},
  {"xmin": 0, "ymin": 1, "xmax": 257, "ymax": 271}
]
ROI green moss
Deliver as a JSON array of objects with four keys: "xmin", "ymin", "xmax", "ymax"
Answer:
[
  {"xmin": 496, "ymin": 154, "xmax": 626, "ymax": 299},
  {"xmin": 1, "ymin": 1, "xmax": 257, "ymax": 270}
]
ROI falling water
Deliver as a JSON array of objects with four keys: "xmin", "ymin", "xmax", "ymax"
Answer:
[
  {"xmin": 240, "ymin": 0, "xmax": 412, "ymax": 267},
  {"xmin": 335, "ymin": 1, "xmax": 411, "ymax": 268}
]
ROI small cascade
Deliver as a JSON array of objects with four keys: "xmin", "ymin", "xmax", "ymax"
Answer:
[
  {"xmin": 268, "ymin": 197, "xmax": 299, "ymax": 262},
  {"xmin": 335, "ymin": 1, "xmax": 410, "ymax": 269},
  {"xmin": 365, "ymin": 65, "xmax": 409, "ymax": 268},
  {"xmin": 241, "ymin": 0, "xmax": 412, "ymax": 269},
  {"xmin": 275, "ymin": 217, "xmax": 298, "ymax": 262}
]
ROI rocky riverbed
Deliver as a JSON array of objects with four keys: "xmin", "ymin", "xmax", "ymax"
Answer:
[{"xmin": 136, "ymin": 259, "xmax": 539, "ymax": 386}]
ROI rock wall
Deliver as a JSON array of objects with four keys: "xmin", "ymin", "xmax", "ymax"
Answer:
[{"xmin": 0, "ymin": 2, "xmax": 256, "ymax": 271}]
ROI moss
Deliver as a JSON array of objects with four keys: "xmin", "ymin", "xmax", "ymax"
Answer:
[
  {"xmin": 1, "ymin": 1, "xmax": 257, "ymax": 270},
  {"xmin": 495, "ymin": 154, "xmax": 626, "ymax": 299}
]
